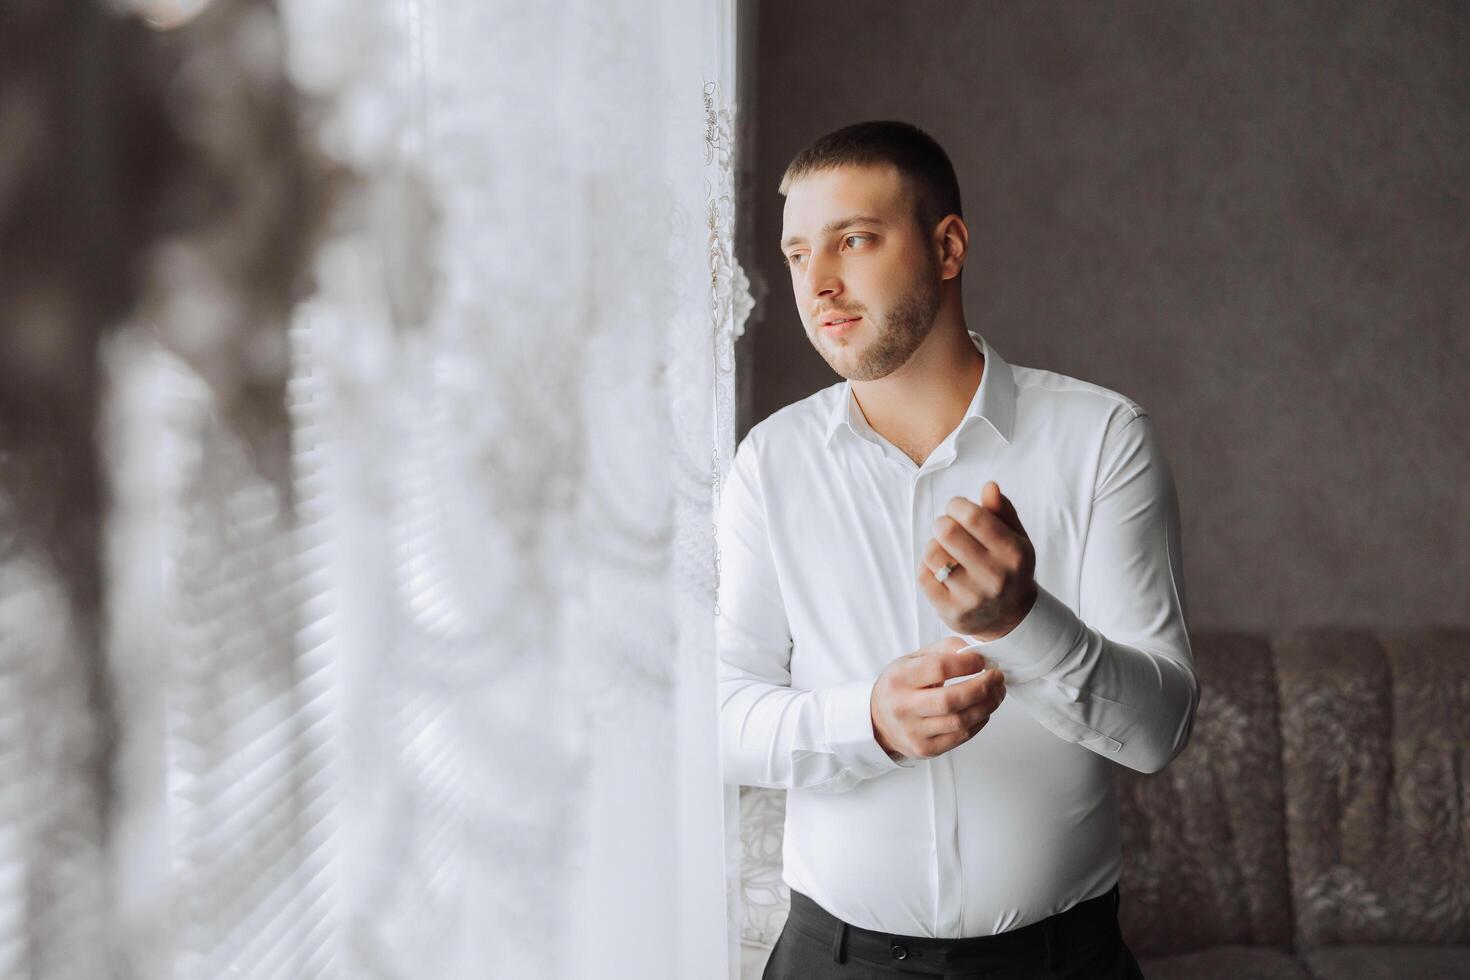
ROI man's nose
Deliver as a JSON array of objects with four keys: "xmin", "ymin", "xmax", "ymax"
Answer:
[{"xmin": 803, "ymin": 251, "xmax": 842, "ymax": 299}]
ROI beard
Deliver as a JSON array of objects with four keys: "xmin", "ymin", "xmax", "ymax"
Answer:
[{"xmin": 810, "ymin": 258, "xmax": 942, "ymax": 382}]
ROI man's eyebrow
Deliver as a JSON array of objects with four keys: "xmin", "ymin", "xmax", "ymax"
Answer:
[{"xmin": 780, "ymin": 214, "xmax": 887, "ymax": 251}]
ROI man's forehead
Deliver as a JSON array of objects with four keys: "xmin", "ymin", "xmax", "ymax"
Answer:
[{"xmin": 781, "ymin": 164, "xmax": 905, "ymax": 234}]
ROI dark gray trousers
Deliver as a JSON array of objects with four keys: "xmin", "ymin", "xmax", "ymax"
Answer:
[{"xmin": 762, "ymin": 883, "xmax": 1147, "ymax": 980}]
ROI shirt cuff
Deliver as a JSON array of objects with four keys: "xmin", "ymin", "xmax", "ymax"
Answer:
[
  {"xmin": 823, "ymin": 679, "xmax": 917, "ymax": 775},
  {"xmin": 959, "ymin": 585, "xmax": 1083, "ymax": 685}
]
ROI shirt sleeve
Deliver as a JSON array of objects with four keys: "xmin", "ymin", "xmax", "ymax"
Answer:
[
  {"xmin": 716, "ymin": 433, "xmax": 915, "ymax": 792},
  {"xmin": 962, "ymin": 409, "xmax": 1199, "ymax": 774}
]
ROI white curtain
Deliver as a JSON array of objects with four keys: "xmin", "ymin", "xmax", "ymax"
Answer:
[
  {"xmin": 293, "ymin": 0, "xmax": 750, "ymax": 977},
  {"xmin": 68, "ymin": 0, "xmax": 754, "ymax": 979}
]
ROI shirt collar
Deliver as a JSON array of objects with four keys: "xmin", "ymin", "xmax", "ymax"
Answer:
[{"xmin": 823, "ymin": 329, "xmax": 1016, "ymax": 450}]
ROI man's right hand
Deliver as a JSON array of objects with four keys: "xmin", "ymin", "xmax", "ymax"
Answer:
[{"xmin": 870, "ymin": 636, "xmax": 1007, "ymax": 761}]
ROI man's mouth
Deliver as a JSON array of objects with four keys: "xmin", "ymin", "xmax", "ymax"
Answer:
[{"xmin": 821, "ymin": 316, "xmax": 861, "ymax": 332}]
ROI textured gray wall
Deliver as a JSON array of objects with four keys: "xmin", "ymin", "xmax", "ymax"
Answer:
[{"xmin": 734, "ymin": 0, "xmax": 1469, "ymax": 631}]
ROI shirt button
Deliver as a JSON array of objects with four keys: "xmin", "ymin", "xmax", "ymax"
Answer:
[{"xmin": 891, "ymin": 944, "xmax": 908, "ymax": 960}]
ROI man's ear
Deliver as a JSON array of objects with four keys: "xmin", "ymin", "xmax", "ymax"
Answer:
[{"xmin": 937, "ymin": 214, "xmax": 968, "ymax": 280}]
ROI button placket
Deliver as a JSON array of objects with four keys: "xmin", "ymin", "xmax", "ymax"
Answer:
[
  {"xmin": 911, "ymin": 468, "xmax": 964, "ymax": 936},
  {"xmin": 925, "ymin": 462, "xmax": 968, "ymax": 936}
]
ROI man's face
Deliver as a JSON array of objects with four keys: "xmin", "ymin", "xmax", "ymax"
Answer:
[{"xmin": 780, "ymin": 163, "xmax": 943, "ymax": 381}]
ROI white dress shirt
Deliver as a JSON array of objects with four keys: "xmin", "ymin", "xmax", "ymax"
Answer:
[{"xmin": 717, "ymin": 329, "xmax": 1198, "ymax": 938}]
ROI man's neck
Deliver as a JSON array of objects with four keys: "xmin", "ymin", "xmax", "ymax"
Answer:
[{"xmin": 850, "ymin": 320, "xmax": 985, "ymax": 466}]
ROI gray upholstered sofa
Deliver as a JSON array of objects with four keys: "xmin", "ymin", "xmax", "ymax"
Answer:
[{"xmin": 739, "ymin": 628, "xmax": 1470, "ymax": 979}]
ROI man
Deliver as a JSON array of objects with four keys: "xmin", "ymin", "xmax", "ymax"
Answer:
[{"xmin": 717, "ymin": 120, "xmax": 1198, "ymax": 979}]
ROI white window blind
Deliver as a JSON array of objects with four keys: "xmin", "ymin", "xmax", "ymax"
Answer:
[{"xmin": 101, "ymin": 323, "xmax": 340, "ymax": 979}]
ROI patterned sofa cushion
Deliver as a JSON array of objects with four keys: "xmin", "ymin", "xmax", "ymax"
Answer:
[
  {"xmin": 1115, "ymin": 633, "xmax": 1293, "ymax": 957},
  {"xmin": 1137, "ymin": 945, "xmax": 1311, "ymax": 980},
  {"xmin": 738, "ymin": 784, "xmax": 788, "ymax": 950},
  {"xmin": 1301, "ymin": 943, "xmax": 1470, "ymax": 980},
  {"xmin": 1276, "ymin": 629, "xmax": 1470, "ymax": 949}
]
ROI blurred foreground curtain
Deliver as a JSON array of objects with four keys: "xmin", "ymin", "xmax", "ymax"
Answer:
[
  {"xmin": 1, "ymin": 0, "xmax": 751, "ymax": 977},
  {"xmin": 272, "ymin": 0, "xmax": 753, "ymax": 976}
]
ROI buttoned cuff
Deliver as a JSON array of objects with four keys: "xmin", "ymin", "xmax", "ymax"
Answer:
[
  {"xmin": 823, "ymin": 679, "xmax": 917, "ymax": 775},
  {"xmin": 960, "ymin": 585, "xmax": 1083, "ymax": 685}
]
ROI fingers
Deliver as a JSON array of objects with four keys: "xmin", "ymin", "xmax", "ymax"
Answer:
[
  {"xmin": 887, "ymin": 637, "xmax": 1011, "ymax": 760},
  {"xmin": 904, "ymin": 648, "xmax": 988, "ymax": 688},
  {"xmin": 919, "ymin": 539, "xmax": 960, "ymax": 582},
  {"xmin": 913, "ymin": 667, "xmax": 1004, "ymax": 718},
  {"xmin": 980, "ymin": 481, "xmax": 1003, "ymax": 512},
  {"xmin": 916, "ymin": 674, "xmax": 1006, "ymax": 740},
  {"xmin": 980, "ymin": 481, "xmax": 1027, "ymax": 538},
  {"xmin": 925, "ymin": 523, "xmax": 1005, "ymax": 592},
  {"xmin": 940, "ymin": 496, "xmax": 1023, "ymax": 566},
  {"xmin": 916, "ymin": 561, "xmax": 950, "ymax": 605},
  {"xmin": 925, "ymin": 712, "xmax": 996, "ymax": 751},
  {"xmin": 899, "ymin": 636, "xmax": 967, "ymax": 665}
]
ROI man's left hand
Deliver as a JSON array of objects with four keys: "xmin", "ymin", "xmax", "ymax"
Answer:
[{"xmin": 916, "ymin": 481, "xmax": 1038, "ymax": 641}]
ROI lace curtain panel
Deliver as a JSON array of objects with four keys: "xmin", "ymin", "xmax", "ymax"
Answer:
[{"xmin": 0, "ymin": 0, "xmax": 752, "ymax": 977}]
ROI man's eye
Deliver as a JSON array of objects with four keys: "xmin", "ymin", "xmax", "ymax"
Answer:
[{"xmin": 786, "ymin": 235, "xmax": 868, "ymax": 266}]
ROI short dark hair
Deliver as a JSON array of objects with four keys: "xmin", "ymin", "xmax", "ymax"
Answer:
[{"xmin": 778, "ymin": 120, "xmax": 963, "ymax": 235}]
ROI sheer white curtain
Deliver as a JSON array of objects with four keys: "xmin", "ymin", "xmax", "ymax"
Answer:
[{"xmin": 278, "ymin": 0, "xmax": 753, "ymax": 977}]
